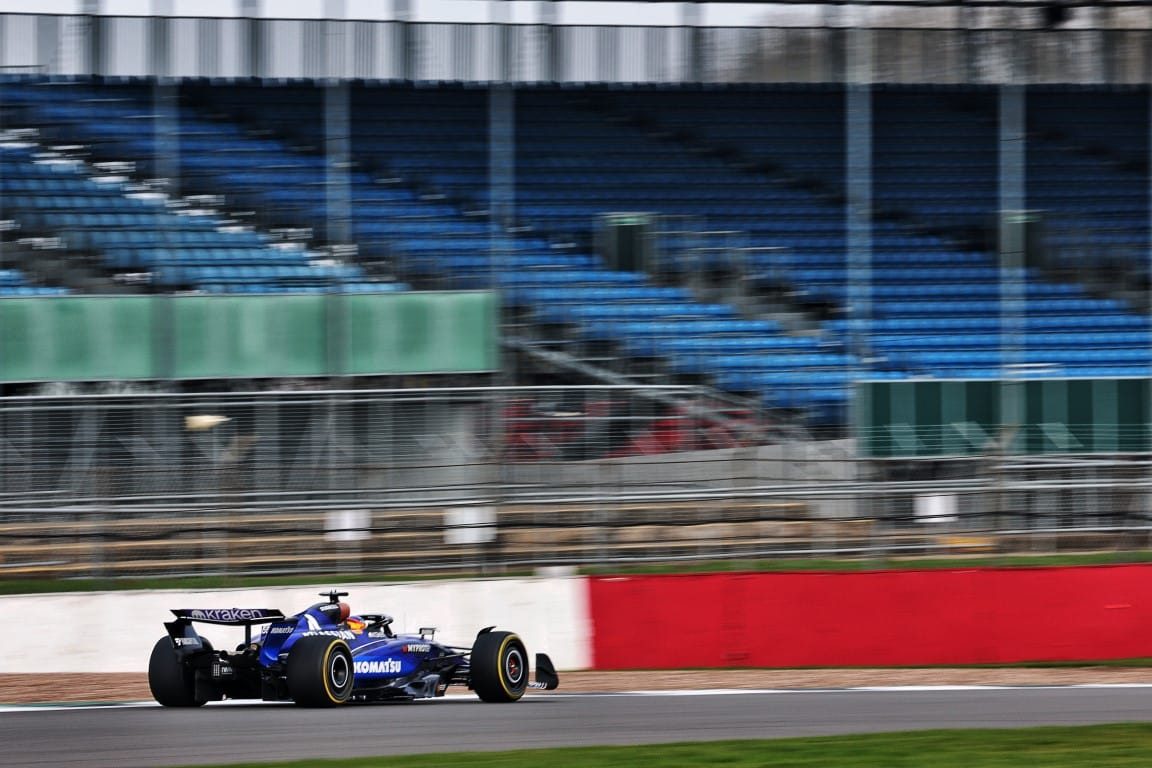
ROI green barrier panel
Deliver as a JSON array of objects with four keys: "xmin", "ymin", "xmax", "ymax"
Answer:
[
  {"xmin": 858, "ymin": 378, "xmax": 1152, "ymax": 458},
  {"xmin": 0, "ymin": 292, "xmax": 497, "ymax": 382},
  {"xmin": 0, "ymin": 296, "xmax": 154, "ymax": 381},
  {"xmin": 341, "ymin": 291, "xmax": 497, "ymax": 375},
  {"xmin": 172, "ymin": 294, "xmax": 329, "ymax": 379}
]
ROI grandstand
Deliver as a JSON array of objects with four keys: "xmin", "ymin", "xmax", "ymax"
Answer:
[
  {"xmin": 2, "ymin": 76, "xmax": 1150, "ymax": 430},
  {"xmin": 1, "ymin": 1, "xmax": 1151, "ymax": 577}
]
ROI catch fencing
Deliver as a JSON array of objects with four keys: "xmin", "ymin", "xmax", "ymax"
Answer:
[
  {"xmin": 0, "ymin": 385, "xmax": 1151, "ymax": 579},
  {"xmin": 0, "ymin": 385, "xmax": 803, "ymax": 577}
]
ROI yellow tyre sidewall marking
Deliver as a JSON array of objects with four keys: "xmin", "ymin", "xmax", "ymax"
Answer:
[
  {"xmin": 499, "ymin": 634, "xmax": 525, "ymax": 700},
  {"xmin": 322, "ymin": 640, "xmax": 350, "ymax": 703}
]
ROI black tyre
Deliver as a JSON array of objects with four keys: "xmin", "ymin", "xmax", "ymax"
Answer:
[
  {"xmin": 287, "ymin": 636, "xmax": 355, "ymax": 707},
  {"xmin": 470, "ymin": 631, "xmax": 529, "ymax": 703},
  {"xmin": 148, "ymin": 636, "xmax": 209, "ymax": 707}
]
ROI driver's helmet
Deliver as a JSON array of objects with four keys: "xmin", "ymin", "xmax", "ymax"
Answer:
[{"xmin": 318, "ymin": 600, "xmax": 352, "ymax": 625}]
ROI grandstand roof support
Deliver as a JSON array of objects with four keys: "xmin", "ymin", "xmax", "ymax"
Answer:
[
  {"xmin": 393, "ymin": 0, "xmax": 414, "ymax": 83},
  {"xmin": 241, "ymin": 0, "xmax": 262, "ymax": 78},
  {"xmin": 490, "ymin": 0, "xmax": 517, "ymax": 385},
  {"xmin": 539, "ymin": 0, "xmax": 559, "ymax": 82},
  {"xmin": 150, "ymin": 1, "xmax": 172, "ymax": 79},
  {"xmin": 325, "ymin": 82, "xmax": 353, "ymax": 247},
  {"xmin": 998, "ymin": 48, "xmax": 1027, "ymax": 458},
  {"xmin": 845, "ymin": 3, "xmax": 874, "ymax": 445},
  {"xmin": 81, "ymin": 0, "xmax": 102, "ymax": 77},
  {"xmin": 682, "ymin": 2, "xmax": 703, "ymax": 84}
]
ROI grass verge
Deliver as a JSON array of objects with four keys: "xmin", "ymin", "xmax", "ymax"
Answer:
[{"xmin": 177, "ymin": 725, "xmax": 1152, "ymax": 768}]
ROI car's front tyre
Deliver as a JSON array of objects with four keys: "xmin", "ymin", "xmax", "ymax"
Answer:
[
  {"xmin": 148, "ymin": 636, "xmax": 209, "ymax": 707},
  {"xmin": 470, "ymin": 631, "xmax": 529, "ymax": 703},
  {"xmin": 287, "ymin": 636, "xmax": 355, "ymax": 707}
]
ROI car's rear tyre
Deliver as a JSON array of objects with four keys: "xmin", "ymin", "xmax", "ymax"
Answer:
[
  {"xmin": 471, "ymin": 631, "xmax": 528, "ymax": 703},
  {"xmin": 148, "ymin": 636, "xmax": 209, "ymax": 707},
  {"xmin": 287, "ymin": 636, "xmax": 354, "ymax": 707}
]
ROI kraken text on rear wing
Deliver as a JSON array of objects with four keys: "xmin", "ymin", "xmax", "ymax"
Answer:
[{"xmin": 171, "ymin": 608, "xmax": 286, "ymax": 625}]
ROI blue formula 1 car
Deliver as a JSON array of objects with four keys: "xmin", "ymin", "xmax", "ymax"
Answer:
[{"xmin": 148, "ymin": 590, "xmax": 559, "ymax": 707}]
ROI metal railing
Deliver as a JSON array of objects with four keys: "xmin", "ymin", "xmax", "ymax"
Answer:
[
  {"xmin": 1, "ymin": 386, "xmax": 1151, "ymax": 578},
  {"xmin": 0, "ymin": 386, "xmax": 779, "ymax": 511}
]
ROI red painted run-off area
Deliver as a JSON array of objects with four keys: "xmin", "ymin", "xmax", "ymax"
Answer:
[{"xmin": 588, "ymin": 566, "xmax": 1152, "ymax": 668}]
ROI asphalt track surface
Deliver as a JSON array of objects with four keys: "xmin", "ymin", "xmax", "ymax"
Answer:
[{"xmin": 3, "ymin": 686, "xmax": 1152, "ymax": 767}]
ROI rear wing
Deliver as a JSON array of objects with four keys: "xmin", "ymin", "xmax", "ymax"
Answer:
[
  {"xmin": 170, "ymin": 608, "xmax": 285, "ymax": 625},
  {"xmin": 165, "ymin": 608, "xmax": 288, "ymax": 659}
]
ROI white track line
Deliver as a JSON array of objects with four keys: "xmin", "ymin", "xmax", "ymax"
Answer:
[{"xmin": 5, "ymin": 684, "xmax": 1152, "ymax": 712}]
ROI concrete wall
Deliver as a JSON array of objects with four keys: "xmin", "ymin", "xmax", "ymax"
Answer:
[
  {"xmin": 0, "ymin": 577, "xmax": 589, "ymax": 674},
  {"xmin": 4, "ymin": 564, "xmax": 1146, "ymax": 674}
]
